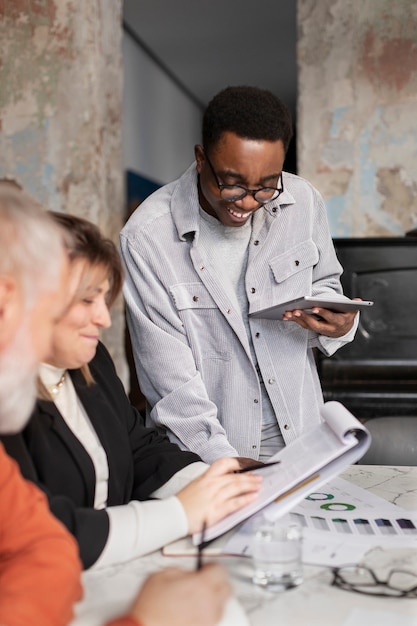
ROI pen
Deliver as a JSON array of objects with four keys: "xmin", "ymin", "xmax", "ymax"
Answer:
[
  {"xmin": 196, "ymin": 520, "xmax": 207, "ymax": 570},
  {"xmin": 235, "ymin": 460, "xmax": 281, "ymax": 474}
]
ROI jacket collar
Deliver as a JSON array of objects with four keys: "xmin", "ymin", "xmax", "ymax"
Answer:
[{"xmin": 172, "ymin": 163, "xmax": 296, "ymax": 242}]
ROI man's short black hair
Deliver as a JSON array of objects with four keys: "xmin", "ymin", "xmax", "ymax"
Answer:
[{"xmin": 202, "ymin": 85, "xmax": 293, "ymax": 153}]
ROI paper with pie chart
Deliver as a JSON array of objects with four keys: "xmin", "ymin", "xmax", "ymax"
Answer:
[
  {"xmin": 287, "ymin": 476, "xmax": 417, "ymax": 540},
  {"xmin": 223, "ymin": 476, "xmax": 417, "ymax": 565}
]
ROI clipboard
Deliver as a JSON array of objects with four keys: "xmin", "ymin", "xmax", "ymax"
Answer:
[{"xmin": 192, "ymin": 401, "xmax": 371, "ymax": 545}]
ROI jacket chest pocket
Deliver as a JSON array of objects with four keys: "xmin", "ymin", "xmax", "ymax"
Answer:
[
  {"xmin": 264, "ymin": 240, "xmax": 319, "ymax": 336},
  {"xmin": 269, "ymin": 239, "xmax": 319, "ymax": 285},
  {"xmin": 170, "ymin": 282, "xmax": 217, "ymax": 311}
]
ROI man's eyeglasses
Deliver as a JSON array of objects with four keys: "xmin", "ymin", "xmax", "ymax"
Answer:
[
  {"xmin": 331, "ymin": 565, "xmax": 417, "ymax": 598},
  {"xmin": 205, "ymin": 154, "xmax": 284, "ymax": 204}
]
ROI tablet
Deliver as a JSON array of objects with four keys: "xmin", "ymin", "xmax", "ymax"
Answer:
[{"xmin": 249, "ymin": 295, "xmax": 374, "ymax": 320}]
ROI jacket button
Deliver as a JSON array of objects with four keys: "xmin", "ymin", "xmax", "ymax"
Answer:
[
  {"xmin": 254, "ymin": 399, "xmax": 259, "ymax": 404},
  {"xmin": 251, "ymin": 287, "xmax": 256, "ymax": 294},
  {"xmin": 284, "ymin": 424, "xmax": 290, "ymax": 430},
  {"xmin": 254, "ymin": 240, "xmax": 259, "ymax": 246},
  {"xmin": 255, "ymin": 332, "xmax": 260, "ymax": 338},
  {"xmin": 295, "ymin": 260, "xmax": 300, "ymax": 266},
  {"xmin": 268, "ymin": 378, "xmax": 275, "ymax": 384},
  {"xmin": 192, "ymin": 296, "xmax": 199, "ymax": 302}
]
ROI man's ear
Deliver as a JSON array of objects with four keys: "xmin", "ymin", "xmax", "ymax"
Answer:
[
  {"xmin": 194, "ymin": 144, "xmax": 205, "ymax": 174},
  {"xmin": 0, "ymin": 275, "xmax": 21, "ymax": 350}
]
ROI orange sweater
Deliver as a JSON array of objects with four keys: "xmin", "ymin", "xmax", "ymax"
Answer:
[{"xmin": 0, "ymin": 443, "xmax": 83, "ymax": 626}]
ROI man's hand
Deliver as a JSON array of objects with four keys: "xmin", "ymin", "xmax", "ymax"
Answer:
[
  {"xmin": 282, "ymin": 300, "xmax": 360, "ymax": 337},
  {"xmin": 128, "ymin": 564, "xmax": 232, "ymax": 626}
]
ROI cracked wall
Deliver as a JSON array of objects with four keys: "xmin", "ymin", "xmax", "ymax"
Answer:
[
  {"xmin": 297, "ymin": 0, "xmax": 417, "ymax": 236},
  {"xmin": 0, "ymin": 0, "xmax": 126, "ymax": 375}
]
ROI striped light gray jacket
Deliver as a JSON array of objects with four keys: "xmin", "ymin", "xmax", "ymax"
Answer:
[{"xmin": 120, "ymin": 164, "xmax": 357, "ymax": 463}]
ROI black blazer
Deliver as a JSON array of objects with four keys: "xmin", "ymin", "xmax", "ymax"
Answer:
[{"xmin": 1, "ymin": 342, "xmax": 200, "ymax": 568}]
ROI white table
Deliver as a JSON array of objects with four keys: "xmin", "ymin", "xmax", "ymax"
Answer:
[{"xmin": 71, "ymin": 466, "xmax": 417, "ymax": 626}]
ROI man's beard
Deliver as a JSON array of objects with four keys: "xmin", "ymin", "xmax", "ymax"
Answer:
[{"xmin": 0, "ymin": 322, "xmax": 37, "ymax": 434}]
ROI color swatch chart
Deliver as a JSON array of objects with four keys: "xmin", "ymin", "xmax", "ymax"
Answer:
[{"xmin": 289, "ymin": 477, "xmax": 417, "ymax": 540}]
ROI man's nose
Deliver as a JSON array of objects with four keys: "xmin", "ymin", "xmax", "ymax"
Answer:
[{"xmin": 235, "ymin": 192, "xmax": 260, "ymax": 210}]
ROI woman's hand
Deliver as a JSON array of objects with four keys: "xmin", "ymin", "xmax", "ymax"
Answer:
[{"xmin": 176, "ymin": 457, "xmax": 262, "ymax": 534}]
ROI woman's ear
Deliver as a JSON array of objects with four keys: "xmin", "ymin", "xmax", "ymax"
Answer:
[{"xmin": 0, "ymin": 275, "xmax": 22, "ymax": 350}]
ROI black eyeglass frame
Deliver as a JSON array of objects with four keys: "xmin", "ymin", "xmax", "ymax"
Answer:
[
  {"xmin": 331, "ymin": 565, "xmax": 417, "ymax": 598},
  {"xmin": 204, "ymin": 153, "xmax": 284, "ymax": 204}
]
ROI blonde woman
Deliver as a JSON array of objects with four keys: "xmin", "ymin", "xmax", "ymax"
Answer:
[{"xmin": 2, "ymin": 213, "xmax": 261, "ymax": 570}]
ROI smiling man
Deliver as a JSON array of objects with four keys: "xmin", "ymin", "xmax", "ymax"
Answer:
[{"xmin": 120, "ymin": 86, "xmax": 358, "ymax": 466}]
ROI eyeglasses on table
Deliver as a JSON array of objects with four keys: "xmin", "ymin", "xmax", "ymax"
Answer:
[{"xmin": 331, "ymin": 564, "xmax": 417, "ymax": 598}]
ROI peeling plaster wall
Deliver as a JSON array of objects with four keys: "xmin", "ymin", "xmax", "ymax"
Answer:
[
  {"xmin": 297, "ymin": 0, "xmax": 417, "ymax": 237},
  {"xmin": 0, "ymin": 0, "xmax": 126, "ymax": 378}
]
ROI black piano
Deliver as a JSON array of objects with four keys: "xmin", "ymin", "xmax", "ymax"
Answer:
[{"xmin": 317, "ymin": 237, "xmax": 417, "ymax": 420}]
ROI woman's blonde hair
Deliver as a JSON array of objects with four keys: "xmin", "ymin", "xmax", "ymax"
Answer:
[{"xmin": 38, "ymin": 212, "xmax": 124, "ymax": 399}]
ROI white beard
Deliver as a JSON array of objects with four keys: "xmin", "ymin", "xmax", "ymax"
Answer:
[{"xmin": 0, "ymin": 322, "xmax": 37, "ymax": 434}]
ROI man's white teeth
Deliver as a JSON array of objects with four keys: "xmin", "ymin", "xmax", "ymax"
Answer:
[{"xmin": 228, "ymin": 207, "xmax": 248, "ymax": 219}]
